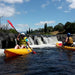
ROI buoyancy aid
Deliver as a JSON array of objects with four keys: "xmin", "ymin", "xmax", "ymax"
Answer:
[
  {"xmin": 67, "ymin": 37, "xmax": 73, "ymax": 44},
  {"xmin": 19, "ymin": 37, "xmax": 27, "ymax": 46}
]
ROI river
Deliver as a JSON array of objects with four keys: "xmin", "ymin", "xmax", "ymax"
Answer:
[{"xmin": 0, "ymin": 47, "xmax": 75, "ymax": 75}]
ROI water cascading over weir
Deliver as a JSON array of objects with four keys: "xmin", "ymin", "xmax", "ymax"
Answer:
[
  {"xmin": 28, "ymin": 35, "xmax": 59, "ymax": 48},
  {"xmin": 0, "ymin": 32, "xmax": 61, "ymax": 49}
]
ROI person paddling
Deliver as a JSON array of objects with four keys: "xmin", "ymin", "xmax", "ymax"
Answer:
[
  {"xmin": 63, "ymin": 33, "xmax": 73, "ymax": 46},
  {"xmin": 15, "ymin": 33, "xmax": 30, "ymax": 49}
]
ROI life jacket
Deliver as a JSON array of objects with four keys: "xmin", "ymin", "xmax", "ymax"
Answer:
[
  {"xmin": 19, "ymin": 37, "xmax": 27, "ymax": 46},
  {"xmin": 67, "ymin": 37, "xmax": 73, "ymax": 44}
]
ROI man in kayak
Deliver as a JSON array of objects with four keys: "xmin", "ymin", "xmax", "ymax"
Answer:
[
  {"xmin": 63, "ymin": 33, "xmax": 73, "ymax": 46},
  {"xmin": 15, "ymin": 33, "xmax": 30, "ymax": 49}
]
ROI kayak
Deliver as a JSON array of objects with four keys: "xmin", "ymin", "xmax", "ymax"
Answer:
[
  {"xmin": 4, "ymin": 48, "xmax": 32, "ymax": 58},
  {"xmin": 56, "ymin": 43, "xmax": 75, "ymax": 51}
]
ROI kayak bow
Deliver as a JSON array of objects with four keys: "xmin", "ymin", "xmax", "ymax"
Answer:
[
  {"xmin": 4, "ymin": 48, "xmax": 32, "ymax": 58},
  {"xmin": 56, "ymin": 43, "xmax": 75, "ymax": 51}
]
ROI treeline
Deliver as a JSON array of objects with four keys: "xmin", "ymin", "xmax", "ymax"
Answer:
[
  {"xmin": 0, "ymin": 21, "xmax": 75, "ymax": 34},
  {"xmin": 26, "ymin": 21, "xmax": 75, "ymax": 35},
  {"xmin": 0, "ymin": 27, "xmax": 17, "ymax": 33}
]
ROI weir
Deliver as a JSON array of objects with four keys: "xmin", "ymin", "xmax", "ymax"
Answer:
[{"xmin": 28, "ymin": 35, "xmax": 60, "ymax": 48}]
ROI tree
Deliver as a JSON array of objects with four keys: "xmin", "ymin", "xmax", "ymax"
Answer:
[
  {"xmin": 29, "ymin": 28, "xmax": 31, "ymax": 33},
  {"xmin": 47, "ymin": 26, "xmax": 53, "ymax": 32},
  {"xmin": 70, "ymin": 23, "xmax": 75, "ymax": 33},
  {"xmin": 9, "ymin": 29, "xmax": 17, "ymax": 33},
  {"xmin": 54, "ymin": 23, "xmax": 64, "ymax": 32},
  {"xmin": 26, "ymin": 31, "xmax": 29, "ymax": 34},
  {"xmin": 64, "ymin": 22, "xmax": 71, "ymax": 33},
  {"xmin": 44, "ymin": 23, "xmax": 47, "ymax": 33}
]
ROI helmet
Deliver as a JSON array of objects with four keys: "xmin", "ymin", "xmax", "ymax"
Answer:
[
  {"xmin": 21, "ymin": 33, "xmax": 25, "ymax": 36},
  {"xmin": 67, "ymin": 33, "xmax": 71, "ymax": 37}
]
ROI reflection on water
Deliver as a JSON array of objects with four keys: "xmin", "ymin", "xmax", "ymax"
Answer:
[
  {"xmin": 66, "ymin": 51, "xmax": 73, "ymax": 61},
  {"xmin": 58, "ymin": 48, "xmax": 74, "ymax": 61},
  {"xmin": 0, "ymin": 48, "xmax": 75, "ymax": 75}
]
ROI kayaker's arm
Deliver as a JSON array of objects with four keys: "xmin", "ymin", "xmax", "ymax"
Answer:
[
  {"xmin": 27, "ymin": 42, "xmax": 30, "ymax": 47},
  {"xmin": 25, "ymin": 38, "xmax": 36, "ymax": 54},
  {"xmin": 17, "ymin": 33, "xmax": 20, "ymax": 41},
  {"xmin": 65, "ymin": 37, "xmax": 68, "ymax": 42}
]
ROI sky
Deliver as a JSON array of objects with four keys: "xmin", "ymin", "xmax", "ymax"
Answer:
[{"xmin": 0, "ymin": 0, "xmax": 75, "ymax": 32}]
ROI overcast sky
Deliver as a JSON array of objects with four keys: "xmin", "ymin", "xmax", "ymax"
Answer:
[{"xmin": 0, "ymin": 0, "xmax": 75, "ymax": 32}]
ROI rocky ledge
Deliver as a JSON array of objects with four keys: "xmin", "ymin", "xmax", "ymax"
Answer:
[{"xmin": 0, "ymin": 32, "xmax": 18, "ymax": 48}]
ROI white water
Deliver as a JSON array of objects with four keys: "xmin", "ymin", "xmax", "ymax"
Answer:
[
  {"xmin": 0, "ymin": 49, "xmax": 5, "ymax": 56},
  {"xmin": 36, "ymin": 37, "xmax": 43, "ymax": 45},
  {"xmin": 28, "ymin": 37, "xmax": 34, "ymax": 45},
  {"xmin": 43, "ymin": 37, "xmax": 48, "ymax": 44},
  {"xmin": 48, "ymin": 36, "xmax": 58, "ymax": 45},
  {"xmin": 29, "ymin": 36, "xmax": 60, "ymax": 48}
]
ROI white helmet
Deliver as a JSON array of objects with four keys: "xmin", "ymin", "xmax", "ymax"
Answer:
[{"xmin": 21, "ymin": 33, "xmax": 25, "ymax": 35}]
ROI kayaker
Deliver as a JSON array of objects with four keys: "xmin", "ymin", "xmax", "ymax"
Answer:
[
  {"xmin": 63, "ymin": 33, "xmax": 73, "ymax": 46},
  {"xmin": 15, "ymin": 33, "xmax": 30, "ymax": 49}
]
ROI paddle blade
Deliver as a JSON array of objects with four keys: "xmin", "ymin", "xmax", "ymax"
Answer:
[
  {"xmin": 7, "ymin": 20, "xmax": 15, "ymax": 29},
  {"xmin": 32, "ymin": 50, "xmax": 36, "ymax": 54},
  {"xmin": 59, "ymin": 43, "xmax": 62, "ymax": 46}
]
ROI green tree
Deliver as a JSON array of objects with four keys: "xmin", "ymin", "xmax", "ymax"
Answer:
[
  {"xmin": 44, "ymin": 23, "xmax": 47, "ymax": 33},
  {"xmin": 47, "ymin": 26, "xmax": 53, "ymax": 32},
  {"xmin": 54, "ymin": 23, "xmax": 64, "ymax": 32},
  {"xmin": 9, "ymin": 29, "xmax": 17, "ymax": 33},
  {"xmin": 29, "ymin": 28, "xmax": 31, "ymax": 33},
  {"xmin": 70, "ymin": 22, "xmax": 75, "ymax": 33},
  {"xmin": 64, "ymin": 22, "xmax": 71, "ymax": 33}
]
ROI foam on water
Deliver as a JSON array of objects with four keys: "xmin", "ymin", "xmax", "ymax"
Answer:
[
  {"xmin": 0, "ymin": 49, "xmax": 5, "ymax": 56},
  {"xmin": 30, "ymin": 44, "xmax": 55, "ymax": 48}
]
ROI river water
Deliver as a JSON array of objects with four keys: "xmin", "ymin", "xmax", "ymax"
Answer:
[{"xmin": 0, "ymin": 47, "xmax": 75, "ymax": 75}]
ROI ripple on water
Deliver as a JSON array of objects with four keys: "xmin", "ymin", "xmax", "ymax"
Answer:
[{"xmin": 0, "ymin": 48, "xmax": 75, "ymax": 75}]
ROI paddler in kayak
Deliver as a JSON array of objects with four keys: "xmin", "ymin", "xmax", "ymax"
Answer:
[
  {"xmin": 63, "ymin": 33, "xmax": 73, "ymax": 46},
  {"xmin": 15, "ymin": 33, "xmax": 30, "ymax": 49}
]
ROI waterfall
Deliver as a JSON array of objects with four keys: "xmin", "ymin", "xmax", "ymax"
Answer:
[
  {"xmin": 28, "ymin": 35, "xmax": 59, "ymax": 45},
  {"xmin": 37, "ymin": 37, "xmax": 43, "ymax": 45},
  {"xmin": 48, "ymin": 36, "xmax": 58, "ymax": 45},
  {"xmin": 28, "ymin": 35, "xmax": 60, "ymax": 48},
  {"xmin": 28, "ymin": 37, "xmax": 34, "ymax": 45},
  {"xmin": 42, "ymin": 37, "xmax": 49, "ymax": 44},
  {"xmin": 34, "ymin": 36, "xmax": 43, "ymax": 45}
]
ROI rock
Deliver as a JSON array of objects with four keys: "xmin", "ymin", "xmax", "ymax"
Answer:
[{"xmin": 0, "ymin": 32, "xmax": 16, "ymax": 48}]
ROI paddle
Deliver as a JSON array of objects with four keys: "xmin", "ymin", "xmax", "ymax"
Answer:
[
  {"xmin": 7, "ymin": 20, "xmax": 19, "ymax": 33},
  {"xmin": 7, "ymin": 20, "xmax": 36, "ymax": 54},
  {"xmin": 58, "ymin": 43, "xmax": 62, "ymax": 46},
  {"xmin": 29, "ymin": 47, "xmax": 36, "ymax": 54}
]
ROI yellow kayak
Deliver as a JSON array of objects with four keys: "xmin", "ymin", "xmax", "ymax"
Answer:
[
  {"xmin": 4, "ymin": 48, "xmax": 32, "ymax": 58},
  {"xmin": 56, "ymin": 43, "xmax": 75, "ymax": 51}
]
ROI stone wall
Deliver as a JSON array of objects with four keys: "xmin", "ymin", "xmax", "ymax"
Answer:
[
  {"xmin": 0, "ymin": 32, "xmax": 17, "ymax": 49},
  {"xmin": 57, "ymin": 34, "xmax": 75, "ymax": 42}
]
